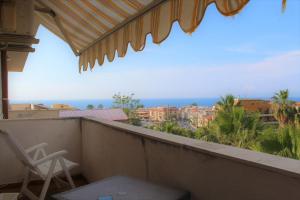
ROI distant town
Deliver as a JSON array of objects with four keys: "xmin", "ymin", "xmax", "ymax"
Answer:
[
  {"xmin": 9, "ymin": 98, "xmax": 300, "ymax": 129},
  {"xmin": 136, "ymin": 98, "xmax": 283, "ymax": 129}
]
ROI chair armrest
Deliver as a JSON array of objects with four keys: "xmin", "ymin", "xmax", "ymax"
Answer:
[
  {"xmin": 33, "ymin": 150, "xmax": 67, "ymax": 166},
  {"xmin": 25, "ymin": 143, "xmax": 48, "ymax": 154}
]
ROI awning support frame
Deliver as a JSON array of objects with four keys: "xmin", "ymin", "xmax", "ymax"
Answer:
[
  {"xmin": 0, "ymin": 34, "xmax": 39, "ymax": 52},
  {"xmin": 35, "ymin": 6, "xmax": 79, "ymax": 56},
  {"xmin": 0, "ymin": 44, "xmax": 35, "ymax": 52}
]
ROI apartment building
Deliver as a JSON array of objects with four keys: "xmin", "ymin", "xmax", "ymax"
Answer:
[
  {"xmin": 179, "ymin": 106, "xmax": 215, "ymax": 128},
  {"xmin": 294, "ymin": 102, "xmax": 300, "ymax": 109},
  {"xmin": 232, "ymin": 99, "xmax": 277, "ymax": 122},
  {"xmin": 135, "ymin": 108, "xmax": 150, "ymax": 120},
  {"xmin": 196, "ymin": 115, "xmax": 213, "ymax": 127},
  {"xmin": 148, "ymin": 107, "xmax": 178, "ymax": 122},
  {"xmin": 234, "ymin": 99, "xmax": 271, "ymax": 114},
  {"xmin": 179, "ymin": 106, "xmax": 199, "ymax": 120}
]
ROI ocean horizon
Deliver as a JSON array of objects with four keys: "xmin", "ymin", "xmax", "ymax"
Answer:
[{"xmin": 10, "ymin": 97, "xmax": 300, "ymax": 110}]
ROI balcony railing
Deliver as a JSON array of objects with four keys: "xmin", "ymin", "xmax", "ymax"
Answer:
[{"xmin": 1, "ymin": 117, "xmax": 300, "ymax": 200}]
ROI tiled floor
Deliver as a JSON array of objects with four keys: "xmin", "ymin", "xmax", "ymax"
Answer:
[{"xmin": 0, "ymin": 175, "xmax": 88, "ymax": 200}]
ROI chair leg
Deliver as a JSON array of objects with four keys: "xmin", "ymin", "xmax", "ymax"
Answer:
[
  {"xmin": 20, "ymin": 168, "xmax": 39, "ymax": 200},
  {"xmin": 39, "ymin": 175, "xmax": 53, "ymax": 200},
  {"xmin": 39, "ymin": 159, "xmax": 56, "ymax": 200},
  {"xmin": 23, "ymin": 188, "xmax": 39, "ymax": 200},
  {"xmin": 59, "ymin": 158, "xmax": 75, "ymax": 188},
  {"xmin": 20, "ymin": 168, "xmax": 30, "ymax": 194},
  {"xmin": 65, "ymin": 169, "xmax": 75, "ymax": 189},
  {"xmin": 53, "ymin": 175, "xmax": 69, "ymax": 188}
]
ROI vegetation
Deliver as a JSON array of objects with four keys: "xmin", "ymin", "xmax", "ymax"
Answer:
[
  {"xmin": 146, "ymin": 90, "xmax": 300, "ymax": 160},
  {"xmin": 148, "ymin": 120, "xmax": 196, "ymax": 138},
  {"xmin": 115, "ymin": 90, "xmax": 299, "ymax": 160},
  {"xmin": 216, "ymin": 94, "xmax": 235, "ymax": 112},
  {"xmin": 112, "ymin": 93, "xmax": 144, "ymax": 126},
  {"xmin": 97, "ymin": 104, "xmax": 104, "ymax": 109},
  {"xmin": 86, "ymin": 104, "xmax": 94, "ymax": 109},
  {"xmin": 271, "ymin": 89, "xmax": 297, "ymax": 126},
  {"xmin": 200, "ymin": 104, "xmax": 262, "ymax": 149},
  {"xmin": 254, "ymin": 125, "xmax": 300, "ymax": 159}
]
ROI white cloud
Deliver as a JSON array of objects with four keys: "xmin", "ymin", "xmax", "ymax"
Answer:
[{"xmin": 9, "ymin": 50, "xmax": 300, "ymax": 100}]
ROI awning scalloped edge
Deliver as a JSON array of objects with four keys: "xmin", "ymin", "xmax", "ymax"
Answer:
[{"xmin": 79, "ymin": 0, "xmax": 249, "ymax": 72}]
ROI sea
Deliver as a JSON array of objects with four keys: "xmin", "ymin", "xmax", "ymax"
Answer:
[
  {"xmin": 10, "ymin": 98, "xmax": 219, "ymax": 110},
  {"xmin": 10, "ymin": 97, "xmax": 300, "ymax": 110}
]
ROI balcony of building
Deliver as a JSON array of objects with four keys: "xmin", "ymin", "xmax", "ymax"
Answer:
[{"xmin": 1, "ymin": 117, "xmax": 300, "ymax": 200}]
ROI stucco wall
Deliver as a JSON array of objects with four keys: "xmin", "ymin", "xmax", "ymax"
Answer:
[
  {"xmin": 0, "ymin": 118, "xmax": 81, "ymax": 184},
  {"xmin": 1, "ymin": 117, "xmax": 300, "ymax": 200},
  {"xmin": 81, "ymin": 117, "xmax": 300, "ymax": 200}
]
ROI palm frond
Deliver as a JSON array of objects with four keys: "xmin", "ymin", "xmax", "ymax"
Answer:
[{"xmin": 282, "ymin": 0, "xmax": 287, "ymax": 13}]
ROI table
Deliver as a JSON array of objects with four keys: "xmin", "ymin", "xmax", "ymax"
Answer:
[{"xmin": 52, "ymin": 176, "xmax": 190, "ymax": 200}]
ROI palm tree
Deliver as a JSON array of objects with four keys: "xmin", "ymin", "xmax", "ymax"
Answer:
[
  {"xmin": 216, "ymin": 95, "xmax": 235, "ymax": 112},
  {"xmin": 272, "ymin": 89, "xmax": 289, "ymax": 105},
  {"xmin": 282, "ymin": 0, "xmax": 287, "ymax": 12},
  {"xmin": 211, "ymin": 106, "xmax": 262, "ymax": 148},
  {"xmin": 271, "ymin": 89, "xmax": 296, "ymax": 126},
  {"xmin": 254, "ymin": 125, "xmax": 300, "ymax": 159}
]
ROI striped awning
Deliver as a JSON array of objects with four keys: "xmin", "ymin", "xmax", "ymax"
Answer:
[{"xmin": 34, "ymin": 0, "xmax": 249, "ymax": 72}]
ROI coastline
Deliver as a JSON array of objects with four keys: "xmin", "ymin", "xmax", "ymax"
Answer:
[{"xmin": 9, "ymin": 97, "xmax": 300, "ymax": 110}]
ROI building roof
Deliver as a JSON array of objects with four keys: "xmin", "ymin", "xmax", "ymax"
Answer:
[
  {"xmin": 52, "ymin": 104, "xmax": 77, "ymax": 110},
  {"xmin": 59, "ymin": 108, "xmax": 128, "ymax": 121},
  {"xmin": 234, "ymin": 98, "xmax": 270, "ymax": 102},
  {"xmin": 9, "ymin": 104, "xmax": 49, "ymax": 111}
]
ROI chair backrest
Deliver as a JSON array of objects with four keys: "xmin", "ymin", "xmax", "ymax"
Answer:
[{"xmin": 0, "ymin": 130, "xmax": 34, "ymax": 167}]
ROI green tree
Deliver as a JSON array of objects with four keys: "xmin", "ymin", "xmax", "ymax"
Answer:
[
  {"xmin": 86, "ymin": 104, "xmax": 94, "ymax": 109},
  {"xmin": 210, "ymin": 106, "xmax": 262, "ymax": 148},
  {"xmin": 191, "ymin": 102, "xmax": 198, "ymax": 106},
  {"xmin": 254, "ymin": 125, "xmax": 300, "ymax": 159},
  {"xmin": 196, "ymin": 95, "xmax": 262, "ymax": 149},
  {"xmin": 97, "ymin": 104, "xmax": 104, "ymax": 109},
  {"xmin": 216, "ymin": 94, "xmax": 235, "ymax": 112},
  {"xmin": 112, "ymin": 93, "xmax": 144, "ymax": 126},
  {"xmin": 271, "ymin": 89, "xmax": 296, "ymax": 126},
  {"xmin": 112, "ymin": 93, "xmax": 143, "ymax": 110},
  {"xmin": 148, "ymin": 120, "xmax": 195, "ymax": 138}
]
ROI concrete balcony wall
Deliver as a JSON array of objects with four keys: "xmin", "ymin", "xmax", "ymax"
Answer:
[
  {"xmin": 81, "ymin": 117, "xmax": 300, "ymax": 200},
  {"xmin": 1, "ymin": 117, "xmax": 300, "ymax": 200},
  {"xmin": 0, "ymin": 118, "xmax": 81, "ymax": 184}
]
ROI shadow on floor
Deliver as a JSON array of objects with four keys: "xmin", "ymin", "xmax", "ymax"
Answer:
[{"xmin": 0, "ymin": 175, "xmax": 88, "ymax": 200}]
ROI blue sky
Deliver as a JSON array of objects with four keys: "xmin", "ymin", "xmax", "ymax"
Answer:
[{"xmin": 9, "ymin": 0, "xmax": 300, "ymax": 100}]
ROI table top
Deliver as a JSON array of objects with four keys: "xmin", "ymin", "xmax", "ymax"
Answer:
[{"xmin": 52, "ymin": 176, "xmax": 189, "ymax": 200}]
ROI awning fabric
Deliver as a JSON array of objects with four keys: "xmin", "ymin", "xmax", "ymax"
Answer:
[{"xmin": 35, "ymin": 0, "xmax": 249, "ymax": 72}]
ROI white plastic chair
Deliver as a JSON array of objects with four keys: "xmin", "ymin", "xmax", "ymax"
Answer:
[{"xmin": 0, "ymin": 130, "xmax": 78, "ymax": 200}]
